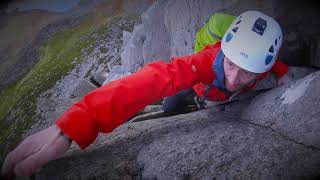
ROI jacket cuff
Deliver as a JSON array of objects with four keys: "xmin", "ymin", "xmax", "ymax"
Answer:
[{"xmin": 55, "ymin": 103, "xmax": 98, "ymax": 149}]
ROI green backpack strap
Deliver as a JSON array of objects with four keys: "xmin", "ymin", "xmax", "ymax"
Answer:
[{"xmin": 194, "ymin": 13, "xmax": 236, "ymax": 53}]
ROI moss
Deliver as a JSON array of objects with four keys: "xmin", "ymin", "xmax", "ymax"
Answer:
[{"xmin": 0, "ymin": 13, "xmax": 113, "ymax": 163}]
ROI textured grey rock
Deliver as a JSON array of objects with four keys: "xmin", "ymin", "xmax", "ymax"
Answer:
[
  {"xmin": 137, "ymin": 114, "xmax": 319, "ymax": 180},
  {"xmin": 36, "ymin": 71, "xmax": 320, "ymax": 179},
  {"xmin": 121, "ymin": 24, "xmax": 146, "ymax": 73},
  {"xmin": 255, "ymin": 66, "xmax": 317, "ymax": 90},
  {"xmin": 122, "ymin": 30, "xmax": 132, "ymax": 48},
  {"xmin": 164, "ymin": 0, "xmax": 198, "ymax": 57},
  {"xmin": 141, "ymin": 0, "xmax": 171, "ymax": 64},
  {"xmin": 242, "ymin": 71, "xmax": 320, "ymax": 149},
  {"xmin": 71, "ymin": 79, "xmax": 97, "ymax": 98},
  {"xmin": 91, "ymin": 65, "xmax": 109, "ymax": 86}
]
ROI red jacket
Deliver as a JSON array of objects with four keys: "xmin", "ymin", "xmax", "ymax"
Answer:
[{"xmin": 56, "ymin": 42, "xmax": 288, "ymax": 149}]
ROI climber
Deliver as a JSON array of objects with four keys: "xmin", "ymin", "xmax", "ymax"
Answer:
[
  {"xmin": 163, "ymin": 12, "xmax": 290, "ymax": 114},
  {"xmin": 1, "ymin": 11, "xmax": 291, "ymax": 178}
]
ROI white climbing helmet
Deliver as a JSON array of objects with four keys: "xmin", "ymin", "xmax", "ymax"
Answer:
[{"xmin": 221, "ymin": 11, "xmax": 283, "ymax": 73}]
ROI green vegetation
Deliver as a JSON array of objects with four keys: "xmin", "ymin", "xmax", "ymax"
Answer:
[{"xmin": 0, "ymin": 13, "xmax": 113, "ymax": 162}]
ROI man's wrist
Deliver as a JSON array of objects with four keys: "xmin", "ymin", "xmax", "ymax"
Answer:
[
  {"xmin": 54, "ymin": 125, "xmax": 72, "ymax": 143},
  {"xmin": 59, "ymin": 130, "xmax": 72, "ymax": 143}
]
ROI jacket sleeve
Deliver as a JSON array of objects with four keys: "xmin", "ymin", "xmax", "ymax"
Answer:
[
  {"xmin": 56, "ymin": 49, "xmax": 215, "ymax": 149},
  {"xmin": 270, "ymin": 59, "xmax": 289, "ymax": 78}
]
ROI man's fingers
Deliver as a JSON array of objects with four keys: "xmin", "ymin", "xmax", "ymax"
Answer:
[
  {"xmin": 1, "ymin": 138, "xmax": 40, "ymax": 178},
  {"xmin": 2, "ymin": 126, "xmax": 57, "ymax": 174},
  {"xmin": 11, "ymin": 137, "xmax": 41, "ymax": 162},
  {"xmin": 13, "ymin": 133, "xmax": 71, "ymax": 177},
  {"xmin": 13, "ymin": 151, "xmax": 44, "ymax": 176},
  {"xmin": 1, "ymin": 125, "xmax": 62, "ymax": 177}
]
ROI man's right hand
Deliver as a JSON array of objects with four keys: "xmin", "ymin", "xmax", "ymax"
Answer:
[{"xmin": 1, "ymin": 125, "xmax": 71, "ymax": 178}]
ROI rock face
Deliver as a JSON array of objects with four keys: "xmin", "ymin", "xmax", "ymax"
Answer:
[
  {"xmin": 36, "ymin": 71, "xmax": 320, "ymax": 179},
  {"xmin": 120, "ymin": 0, "xmax": 320, "ymax": 74}
]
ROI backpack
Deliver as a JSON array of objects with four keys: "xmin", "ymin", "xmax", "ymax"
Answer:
[{"xmin": 194, "ymin": 13, "xmax": 236, "ymax": 53}]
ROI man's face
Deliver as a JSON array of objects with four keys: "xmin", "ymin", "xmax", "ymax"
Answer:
[{"xmin": 223, "ymin": 57, "xmax": 259, "ymax": 92}]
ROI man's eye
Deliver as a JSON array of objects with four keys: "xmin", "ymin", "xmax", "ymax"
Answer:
[
  {"xmin": 228, "ymin": 61, "xmax": 233, "ymax": 66},
  {"xmin": 244, "ymin": 71, "xmax": 255, "ymax": 78}
]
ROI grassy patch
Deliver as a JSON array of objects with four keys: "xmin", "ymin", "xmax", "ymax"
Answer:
[{"xmin": 0, "ymin": 13, "xmax": 113, "ymax": 162}]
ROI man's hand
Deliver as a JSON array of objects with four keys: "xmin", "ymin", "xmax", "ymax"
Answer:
[
  {"xmin": 1, "ymin": 125, "xmax": 71, "ymax": 178},
  {"xmin": 277, "ymin": 74, "xmax": 293, "ymax": 86}
]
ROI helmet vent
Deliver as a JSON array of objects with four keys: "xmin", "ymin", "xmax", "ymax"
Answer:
[
  {"xmin": 265, "ymin": 55, "xmax": 274, "ymax": 65},
  {"xmin": 269, "ymin": 45, "xmax": 274, "ymax": 53},
  {"xmin": 232, "ymin": 27, "xmax": 238, "ymax": 33},
  {"xmin": 235, "ymin": 20, "xmax": 241, "ymax": 25},
  {"xmin": 225, "ymin": 32, "xmax": 233, "ymax": 42},
  {"xmin": 275, "ymin": 39, "xmax": 278, "ymax": 46}
]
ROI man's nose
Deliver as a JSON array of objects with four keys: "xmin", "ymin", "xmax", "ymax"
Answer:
[{"xmin": 228, "ymin": 69, "xmax": 240, "ymax": 85}]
